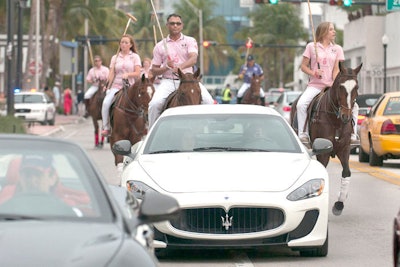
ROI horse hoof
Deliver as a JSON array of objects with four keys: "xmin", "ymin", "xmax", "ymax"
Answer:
[{"xmin": 332, "ymin": 201, "xmax": 344, "ymax": 216}]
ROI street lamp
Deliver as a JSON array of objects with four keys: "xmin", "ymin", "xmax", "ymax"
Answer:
[{"xmin": 382, "ymin": 34, "xmax": 389, "ymax": 94}]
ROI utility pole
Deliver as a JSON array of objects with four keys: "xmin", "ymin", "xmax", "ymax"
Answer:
[{"xmin": 6, "ymin": 0, "xmax": 15, "ymax": 115}]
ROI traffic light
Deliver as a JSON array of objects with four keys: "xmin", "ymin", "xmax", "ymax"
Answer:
[
  {"xmin": 202, "ymin": 41, "xmax": 217, "ymax": 48},
  {"xmin": 254, "ymin": 0, "xmax": 278, "ymax": 4},
  {"xmin": 343, "ymin": 0, "xmax": 352, "ymax": 6},
  {"xmin": 245, "ymin": 40, "xmax": 253, "ymax": 49}
]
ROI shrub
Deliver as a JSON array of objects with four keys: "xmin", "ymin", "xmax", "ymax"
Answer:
[{"xmin": 0, "ymin": 116, "xmax": 27, "ymax": 134}]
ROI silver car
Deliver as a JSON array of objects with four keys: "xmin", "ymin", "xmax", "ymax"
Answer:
[{"xmin": 274, "ymin": 91, "xmax": 302, "ymax": 122}]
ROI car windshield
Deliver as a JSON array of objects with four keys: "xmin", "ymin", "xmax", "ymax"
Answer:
[
  {"xmin": 145, "ymin": 114, "xmax": 301, "ymax": 154},
  {"xmin": 0, "ymin": 138, "xmax": 113, "ymax": 222},
  {"xmin": 14, "ymin": 94, "xmax": 44, "ymax": 104}
]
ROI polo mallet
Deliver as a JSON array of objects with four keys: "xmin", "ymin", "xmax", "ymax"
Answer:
[
  {"xmin": 115, "ymin": 13, "xmax": 138, "ymax": 55},
  {"xmin": 306, "ymin": 0, "xmax": 321, "ymax": 75},
  {"xmin": 149, "ymin": 0, "xmax": 170, "ymax": 59},
  {"xmin": 244, "ymin": 37, "xmax": 253, "ymax": 66},
  {"xmin": 151, "ymin": 12, "xmax": 158, "ymax": 46},
  {"xmin": 86, "ymin": 39, "xmax": 94, "ymax": 67}
]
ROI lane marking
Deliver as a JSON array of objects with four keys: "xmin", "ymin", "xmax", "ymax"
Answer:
[{"xmin": 331, "ymin": 157, "xmax": 400, "ymax": 185}]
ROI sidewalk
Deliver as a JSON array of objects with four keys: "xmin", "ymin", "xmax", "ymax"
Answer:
[{"xmin": 27, "ymin": 114, "xmax": 86, "ymax": 136}]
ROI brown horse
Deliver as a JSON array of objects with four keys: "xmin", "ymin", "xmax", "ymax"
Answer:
[
  {"xmin": 162, "ymin": 68, "xmax": 202, "ymax": 111},
  {"xmin": 88, "ymin": 79, "xmax": 107, "ymax": 148},
  {"xmin": 290, "ymin": 62, "xmax": 362, "ymax": 216},
  {"xmin": 109, "ymin": 75, "xmax": 155, "ymax": 178},
  {"xmin": 242, "ymin": 74, "xmax": 262, "ymax": 105}
]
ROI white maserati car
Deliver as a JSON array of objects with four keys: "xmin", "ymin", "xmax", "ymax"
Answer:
[{"xmin": 113, "ymin": 104, "xmax": 333, "ymax": 257}]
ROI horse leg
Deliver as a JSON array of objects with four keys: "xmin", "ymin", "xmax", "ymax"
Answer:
[
  {"xmin": 92, "ymin": 118, "xmax": 99, "ymax": 147},
  {"xmin": 332, "ymin": 152, "xmax": 351, "ymax": 216}
]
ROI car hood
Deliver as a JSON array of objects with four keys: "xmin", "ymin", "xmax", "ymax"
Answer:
[
  {"xmin": 138, "ymin": 152, "xmax": 310, "ymax": 193},
  {"xmin": 0, "ymin": 221, "xmax": 124, "ymax": 266}
]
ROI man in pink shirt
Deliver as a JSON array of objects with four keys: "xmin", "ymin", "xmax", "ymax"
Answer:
[
  {"xmin": 84, "ymin": 55, "xmax": 109, "ymax": 118},
  {"xmin": 148, "ymin": 13, "xmax": 214, "ymax": 128}
]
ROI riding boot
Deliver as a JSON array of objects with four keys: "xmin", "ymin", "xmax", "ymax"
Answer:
[
  {"xmin": 84, "ymin": 99, "xmax": 90, "ymax": 118},
  {"xmin": 260, "ymin": 97, "xmax": 265, "ymax": 107},
  {"xmin": 237, "ymin": 97, "xmax": 242, "ymax": 104}
]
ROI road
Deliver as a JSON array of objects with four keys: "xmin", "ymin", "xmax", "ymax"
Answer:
[{"xmin": 48, "ymin": 117, "xmax": 400, "ymax": 266}]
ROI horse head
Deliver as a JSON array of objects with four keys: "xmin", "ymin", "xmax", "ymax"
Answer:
[
  {"xmin": 176, "ymin": 68, "xmax": 202, "ymax": 105},
  {"xmin": 333, "ymin": 62, "xmax": 362, "ymax": 124},
  {"xmin": 135, "ymin": 74, "xmax": 154, "ymax": 111},
  {"xmin": 250, "ymin": 74, "xmax": 262, "ymax": 97}
]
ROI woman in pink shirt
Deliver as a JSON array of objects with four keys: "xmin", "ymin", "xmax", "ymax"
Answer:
[
  {"xmin": 101, "ymin": 34, "xmax": 142, "ymax": 136},
  {"xmin": 296, "ymin": 22, "xmax": 359, "ymax": 146}
]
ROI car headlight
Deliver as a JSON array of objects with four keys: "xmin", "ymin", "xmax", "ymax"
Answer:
[
  {"xmin": 286, "ymin": 179, "xmax": 325, "ymax": 201},
  {"xmin": 126, "ymin": 180, "xmax": 156, "ymax": 200}
]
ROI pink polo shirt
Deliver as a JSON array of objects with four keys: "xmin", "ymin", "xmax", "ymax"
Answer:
[
  {"xmin": 151, "ymin": 33, "xmax": 198, "ymax": 79},
  {"xmin": 86, "ymin": 65, "xmax": 109, "ymax": 86},
  {"xmin": 303, "ymin": 42, "xmax": 344, "ymax": 90},
  {"xmin": 109, "ymin": 51, "xmax": 141, "ymax": 89}
]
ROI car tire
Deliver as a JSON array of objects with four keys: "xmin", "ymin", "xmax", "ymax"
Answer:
[
  {"xmin": 48, "ymin": 113, "xmax": 55, "ymax": 126},
  {"xmin": 40, "ymin": 113, "xmax": 48, "ymax": 125},
  {"xmin": 299, "ymin": 232, "xmax": 328, "ymax": 257},
  {"xmin": 369, "ymin": 143, "xmax": 383, "ymax": 166},
  {"xmin": 358, "ymin": 146, "xmax": 369, "ymax": 162}
]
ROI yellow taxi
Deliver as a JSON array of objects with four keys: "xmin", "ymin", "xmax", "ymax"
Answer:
[{"xmin": 359, "ymin": 92, "xmax": 400, "ymax": 166}]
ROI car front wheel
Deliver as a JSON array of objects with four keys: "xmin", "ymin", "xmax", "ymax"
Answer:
[
  {"xmin": 298, "ymin": 232, "xmax": 328, "ymax": 257},
  {"xmin": 358, "ymin": 145, "xmax": 369, "ymax": 162},
  {"xmin": 369, "ymin": 141, "xmax": 383, "ymax": 166}
]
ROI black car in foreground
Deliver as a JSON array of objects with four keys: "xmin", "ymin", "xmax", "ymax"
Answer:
[{"xmin": 0, "ymin": 134, "xmax": 180, "ymax": 267}]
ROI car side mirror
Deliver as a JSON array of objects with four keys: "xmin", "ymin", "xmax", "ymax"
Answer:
[{"xmin": 311, "ymin": 138, "xmax": 333, "ymax": 156}]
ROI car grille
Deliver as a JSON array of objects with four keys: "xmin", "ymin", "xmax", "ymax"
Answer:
[
  {"xmin": 170, "ymin": 207, "xmax": 284, "ymax": 234},
  {"xmin": 15, "ymin": 108, "xmax": 31, "ymax": 113}
]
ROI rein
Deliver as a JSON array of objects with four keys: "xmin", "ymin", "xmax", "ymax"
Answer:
[
  {"xmin": 117, "ymin": 80, "xmax": 146, "ymax": 117},
  {"xmin": 326, "ymin": 72, "xmax": 358, "ymax": 119}
]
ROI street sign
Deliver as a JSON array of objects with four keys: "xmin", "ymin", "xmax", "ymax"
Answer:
[
  {"xmin": 28, "ymin": 61, "xmax": 42, "ymax": 75},
  {"xmin": 387, "ymin": 0, "xmax": 400, "ymax": 11}
]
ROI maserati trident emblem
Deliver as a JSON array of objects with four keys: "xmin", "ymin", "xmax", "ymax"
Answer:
[{"xmin": 221, "ymin": 214, "xmax": 233, "ymax": 230}]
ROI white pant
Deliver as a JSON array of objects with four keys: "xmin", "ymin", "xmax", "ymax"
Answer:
[
  {"xmin": 84, "ymin": 85, "xmax": 98, "ymax": 99},
  {"xmin": 101, "ymin": 88, "xmax": 119, "ymax": 130},
  {"xmin": 296, "ymin": 86, "xmax": 358, "ymax": 135},
  {"xmin": 237, "ymin": 83, "xmax": 265, "ymax": 98},
  {"xmin": 148, "ymin": 79, "xmax": 214, "ymax": 128}
]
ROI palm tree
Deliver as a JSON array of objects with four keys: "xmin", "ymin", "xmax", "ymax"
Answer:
[
  {"xmin": 238, "ymin": 4, "xmax": 307, "ymax": 89},
  {"xmin": 173, "ymin": 0, "xmax": 229, "ymax": 75}
]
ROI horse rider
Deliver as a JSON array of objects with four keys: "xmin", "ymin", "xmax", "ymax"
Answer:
[
  {"xmin": 236, "ymin": 55, "xmax": 265, "ymax": 106},
  {"xmin": 148, "ymin": 13, "xmax": 214, "ymax": 129},
  {"xmin": 296, "ymin": 21, "xmax": 359, "ymax": 146},
  {"xmin": 101, "ymin": 34, "xmax": 142, "ymax": 137},
  {"xmin": 221, "ymin": 84, "xmax": 232, "ymax": 104},
  {"xmin": 83, "ymin": 55, "xmax": 110, "ymax": 118}
]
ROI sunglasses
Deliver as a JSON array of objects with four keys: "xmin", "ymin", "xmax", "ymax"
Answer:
[{"xmin": 168, "ymin": 22, "xmax": 182, "ymax": 26}]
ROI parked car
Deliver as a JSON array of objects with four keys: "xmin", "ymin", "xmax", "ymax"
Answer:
[
  {"xmin": 265, "ymin": 88, "xmax": 290, "ymax": 108},
  {"xmin": 356, "ymin": 94, "xmax": 382, "ymax": 134},
  {"xmin": 394, "ymin": 207, "xmax": 400, "ymax": 267},
  {"xmin": 350, "ymin": 94, "xmax": 381, "ymax": 154},
  {"xmin": 14, "ymin": 92, "xmax": 56, "ymax": 125},
  {"xmin": 113, "ymin": 104, "xmax": 333, "ymax": 257},
  {"xmin": 0, "ymin": 134, "xmax": 180, "ymax": 266},
  {"xmin": 274, "ymin": 91, "xmax": 302, "ymax": 122},
  {"xmin": 359, "ymin": 92, "xmax": 400, "ymax": 166}
]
